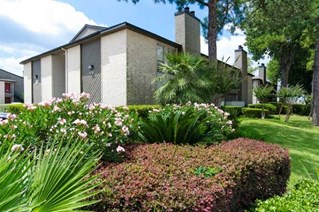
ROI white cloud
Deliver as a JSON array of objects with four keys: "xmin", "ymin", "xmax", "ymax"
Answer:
[
  {"xmin": 0, "ymin": 0, "xmax": 96, "ymax": 36},
  {"xmin": 0, "ymin": 56, "xmax": 25, "ymax": 76}
]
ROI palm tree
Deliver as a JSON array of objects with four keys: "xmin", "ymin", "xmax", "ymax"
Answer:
[{"xmin": 154, "ymin": 53, "xmax": 214, "ymax": 104}]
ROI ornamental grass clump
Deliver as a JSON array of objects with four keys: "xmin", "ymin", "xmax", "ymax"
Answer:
[
  {"xmin": 91, "ymin": 138, "xmax": 290, "ymax": 211},
  {"xmin": 0, "ymin": 93, "xmax": 138, "ymax": 162},
  {"xmin": 139, "ymin": 102, "xmax": 234, "ymax": 144}
]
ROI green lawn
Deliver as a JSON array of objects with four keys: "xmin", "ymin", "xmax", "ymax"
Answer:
[{"xmin": 237, "ymin": 115, "xmax": 319, "ymax": 187}]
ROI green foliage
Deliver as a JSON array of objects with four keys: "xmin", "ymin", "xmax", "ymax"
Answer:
[
  {"xmin": 154, "ymin": 52, "xmax": 214, "ymax": 104},
  {"xmin": 194, "ymin": 166, "xmax": 222, "ymax": 178},
  {"xmin": 139, "ymin": 103, "xmax": 234, "ymax": 145},
  {"xmin": 269, "ymin": 102, "xmax": 287, "ymax": 114},
  {"xmin": 267, "ymin": 59, "xmax": 280, "ymax": 84},
  {"xmin": 0, "ymin": 136, "xmax": 101, "ymax": 211},
  {"xmin": 253, "ymin": 179, "xmax": 319, "ymax": 212},
  {"xmin": 237, "ymin": 115, "xmax": 319, "ymax": 186},
  {"xmin": 0, "ymin": 93, "xmax": 138, "ymax": 162},
  {"xmin": 277, "ymin": 84, "xmax": 306, "ymax": 122},
  {"xmin": 253, "ymin": 85, "xmax": 274, "ymax": 103},
  {"xmin": 293, "ymin": 104, "xmax": 311, "ymax": 116},
  {"xmin": 222, "ymin": 106, "xmax": 243, "ymax": 119},
  {"xmin": 242, "ymin": 108, "xmax": 269, "ymax": 118},
  {"xmin": 125, "ymin": 105, "xmax": 161, "ymax": 119},
  {"xmin": 93, "ymin": 138, "xmax": 290, "ymax": 211},
  {"xmin": 0, "ymin": 103, "xmax": 24, "ymax": 114},
  {"xmin": 248, "ymin": 103, "xmax": 276, "ymax": 114}
]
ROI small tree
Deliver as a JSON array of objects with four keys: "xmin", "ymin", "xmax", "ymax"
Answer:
[
  {"xmin": 211, "ymin": 61, "xmax": 242, "ymax": 107},
  {"xmin": 253, "ymin": 85, "xmax": 274, "ymax": 119},
  {"xmin": 277, "ymin": 84, "xmax": 305, "ymax": 122}
]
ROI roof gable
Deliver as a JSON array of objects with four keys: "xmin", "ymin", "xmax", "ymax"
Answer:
[{"xmin": 70, "ymin": 24, "xmax": 106, "ymax": 43}]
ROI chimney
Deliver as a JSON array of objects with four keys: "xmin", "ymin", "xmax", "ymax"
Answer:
[
  {"xmin": 234, "ymin": 45, "xmax": 248, "ymax": 105},
  {"xmin": 175, "ymin": 7, "xmax": 200, "ymax": 54},
  {"xmin": 258, "ymin": 63, "xmax": 267, "ymax": 84}
]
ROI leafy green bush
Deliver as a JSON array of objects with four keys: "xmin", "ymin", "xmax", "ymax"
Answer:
[
  {"xmin": 0, "ymin": 103, "xmax": 24, "ymax": 114},
  {"xmin": 91, "ymin": 138, "xmax": 290, "ymax": 211},
  {"xmin": 0, "ymin": 93, "xmax": 138, "ymax": 162},
  {"xmin": 222, "ymin": 106, "xmax": 243, "ymax": 119},
  {"xmin": 269, "ymin": 102, "xmax": 288, "ymax": 114},
  {"xmin": 242, "ymin": 108, "xmax": 269, "ymax": 118},
  {"xmin": 248, "ymin": 103, "xmax": 276, "ymax": 114},
  {"xmin": 292, "ymin": 104, "xmax": 311, "ymax": 116},
  {"xmin": 139, "ymin": 103, "xmax": 234, "ymax": 145},
  {"xmin": 253, "ymin": 179, "xmax": 319, "ymax": 212},
  {"xmin": 125, "ymin": 105, "xmax": 161, "ymax": 119},
  {"xmin": 0, "ymin": 135, "xmax": 101, "ymax": 211}
]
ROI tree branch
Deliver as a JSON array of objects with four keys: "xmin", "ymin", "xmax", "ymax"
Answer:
[{"xmin": 194, "ymin": 0, "xmax": 208, "ymax": 7}]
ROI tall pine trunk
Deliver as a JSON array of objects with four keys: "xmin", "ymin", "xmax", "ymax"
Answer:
[
  {"xmin": 208, "ymin": 0, "xmax": 217, "ymax": 62},
  {"xmin": 312, "ymin": 18, "xmax": 319, "ymax": 126},
  {"xmin": 280, "ymin": 45, "xmax": 295, "ymax": 87}
]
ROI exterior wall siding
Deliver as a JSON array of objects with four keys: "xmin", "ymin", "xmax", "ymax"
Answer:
[
  {"xmin": 0, "ymin": 69, "xmax": 24, "ymax": 102},
  {"xmin": 23, "ymin": 62, "xmax": 32, "ymax": 103},
  {"xmin": 66, "ymin": 45, "xmax": 81, "ymax": 95},
  {"xmin": 52, "ymin": 54, "xmax": 66, "ymax": 98},
  {"xmin": 41, "ymin": 55, "xmax": 53, "ymax": 101},
  {"xmin": 0, "ymin": 81, "xmax": 4, "ymax": 104},
  {"xmin": 126, "ymin": 29, "xmax": 177, "ymax": 105},
  {"xmin": 81, "ymin": 39, "xmax": 101, "ymax": 104},
  {"xmin": 32, "ymin": 59, "xmax": 42, "ymax": 103},
  {"xmin": 101, "ymin": 30, "xmax": 127, "ymax": 106}
]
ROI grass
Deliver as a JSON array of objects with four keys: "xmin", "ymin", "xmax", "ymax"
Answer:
[{"xmin": 237, "ymin": 115, "xmax": 319, "ymax": 187}]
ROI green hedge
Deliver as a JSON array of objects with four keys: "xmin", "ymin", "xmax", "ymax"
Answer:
[
  {"xmin": 269, "ymin": 102, "xmax": 287, "ymax": 114},
  {"xmin": 242, "ymin": 108, "xmax": 269, "ymax": 118},
  {"xmin": 91, "ymin": 138, "xmax": 290, "ymax": 211},
  {"xmin": 253, "ymin": 179, "xmax": 319, "ymax": 211},
  {"xmin": 292, "ymin": 104, "xmax": 311, "ymax": 116},
  {"xmin": 222, "ymin": 106, "xmax": 243, "ymax": 119},
  {"xmin": 0, "ymin": 103, "xmax": 24, "ymax": 114},
  {"xmin": 125, "ymin": 105, "xmax": 161, "ymax": 119},
  {"xmin": 248, "ymin": 103, "xmax": 276, "ymax": 114}
]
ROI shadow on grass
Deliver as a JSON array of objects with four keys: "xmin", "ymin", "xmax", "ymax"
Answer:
[{"xmin": 237, "ymin": 117, "xmax": 319, "ymax": 186}]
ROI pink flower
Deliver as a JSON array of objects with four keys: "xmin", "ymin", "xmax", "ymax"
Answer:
[
  {"xmin": 73, "ymin": 119, "xmax": 87, "ymax": 126},
  {"xmin": 6, "ymin": 113, "xmax": 16, "ymax": 121},
  {"xmin": 226, "ymin": 120, "xmax": 233, "ymax": 125},
  {"xmin": 121, "ymin": 125, "xmax": 130, "ymax": 136},
  {"xmin": 0, "ymin": 119, "xmax": 8, "ymax": 125},
  {"xmin": 11, "ymin": 144, "xmax": 24, "ymax": 152},
  {"xmin": 53, "ymin": 105, "xmax": 61, "ymax": 112},
  {"xmin": 78, "ymin": 131, "xmax": 87, "ymax": 139},
  {"xmin": 80, "ymin": 92, "xmax": 90, "ymax": 100},
  {"xmin": 92, "ymin": 124, "xmax": 101, "ymax": 133},
  {"xmin": 58, "ymin": 118, "xmax": 66, "ymax": 125},
  {"xmin": 116, "ymin": 145, "xmax": 125, "ymax": 153}
]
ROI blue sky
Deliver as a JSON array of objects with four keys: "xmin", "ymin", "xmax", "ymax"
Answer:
[{"xmin": 0, "ymin": 0, "xmax": 260, "ymax": 76}]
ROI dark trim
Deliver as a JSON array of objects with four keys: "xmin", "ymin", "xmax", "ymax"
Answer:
[
  {"xmin": 20, "ymin": 22, "xmax": 182, "ymax": 64},
  {"xmin": 0, "ymin": 69, "xmax": 23, "ymax": 79},
  {"xmin": 248, "ymin": 73, "xmax": 255, "ymax": 77},
  {"xmin": 69, "ymin": 24, "xmax": 106, "ymax": 43}
]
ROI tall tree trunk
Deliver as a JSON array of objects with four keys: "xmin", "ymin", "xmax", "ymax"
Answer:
[
  {"xmin": 312, "ymin": 18, "xmax": 319, "ymax": 126},
  {"xmin": 208, "ymin": 0, "xmax": 217, "ymax": 62},
  {"xmin": 279, "ymin": 45, "xmax": 295, "ymax": 87}
]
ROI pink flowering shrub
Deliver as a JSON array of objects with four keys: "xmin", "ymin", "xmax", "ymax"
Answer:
[
  {"xmin": 90, "ymin": 138, "xmax": 290, "ymax": 211},
  {"xmin": 0, "ymin": 93, "xmax": 137, "ymax": 161},
  {"xmin": 139, "ymin": 102, "xmax": 234, "ymax": 144}
]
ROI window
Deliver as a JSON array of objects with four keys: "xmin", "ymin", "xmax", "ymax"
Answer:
[
  {"xmin": 5, "ymin": 83, "xmax": 11, "ymax": 93},
  {"xmin": 156, "ymin": 45, "xmax": 164, "ymax": 63},
  {"xmin": 5, "ymin": 97, "xmax": 11, "ymax": 104}
]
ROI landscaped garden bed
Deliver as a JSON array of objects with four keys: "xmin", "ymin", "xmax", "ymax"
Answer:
[{"xmin": 90, "ymin": 138, "xmax": 290, "ymax": 211}]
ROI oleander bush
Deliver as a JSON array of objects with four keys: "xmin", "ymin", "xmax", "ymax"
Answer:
[
  {"xmin": 242, "ymin": 108, "xmax": 269, "ymax": 118},
  {"xmin": 138, "ymin": 103, "xmax": 234, "ymax": 145},
  {"xmin": 90, "ymin": 138, "xmax": 290, "ymax": 211},
  {"xmin": 292, "ymin": 104, "xmax": 311, "ymax": 116},
  {"xmin": 124, "ymin": 105, "xmax": 161, "ymax": 118},
  {"xmin": 0, "ymin": 93, "xmax": 138, "ymax": 162},
  {"xmin": 253, "ymin": 179, "xmax": 319, "ymax": 212},
  {"xmin": 248, "ymin": 103, "xmax": 277, "ymax": 114}
]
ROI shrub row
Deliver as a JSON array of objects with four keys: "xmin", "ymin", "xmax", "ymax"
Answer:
[
  {"xmin": 91, "ymin": 138, "xmax": 290, "ymax": 211},
  {"xmin": 248, "ymin": 103, "xmax": 276, "ymax": 114},
  {"xmin": 117, "ymin": 105, "xmax": 161, "ymax": 119},
  {"xmin": 253, "ymin": 179, "xmax": 319, "ymax": 211},
  {"xmin": 292, "ymin": 104, "xmax": 311, "ymax": 116},
  {"xmin": 0, "ymin": 103, "xmax": 24, "ymax": 114},
  {"xmin": 242, "ymin": 108, "xmax": 269, "ymax": 118},
  {"xmin": 222, "ymin": 106, "xmax": 243, "ymax": 119}
]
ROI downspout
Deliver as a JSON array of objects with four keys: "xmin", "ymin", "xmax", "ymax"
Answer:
[{"xmin": 61, "ymin": 48, "xmax": 68, "ymax": 93}]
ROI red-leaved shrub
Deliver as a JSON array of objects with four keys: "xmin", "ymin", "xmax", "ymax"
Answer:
[{"xmin": 91, "ymin": 138, "xmax": 290, "ymax": 211}]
